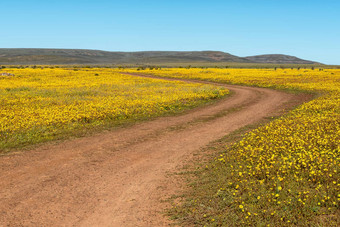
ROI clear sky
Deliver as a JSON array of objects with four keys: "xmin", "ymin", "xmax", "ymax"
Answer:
[{"xmin": 1, "ymin": 0, "xmax": 339, "ymax": 64}]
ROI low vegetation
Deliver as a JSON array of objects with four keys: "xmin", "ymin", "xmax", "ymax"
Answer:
[
  {"xmin": 128, "ymin": 68, "xmax": 340, "ymax": 226},
  {"xmin": 0, "ymin": 68, "xmax": 227, "ymax": 152},
  {"xmin": 1, "ymin": 66, "xmax": 338, "ymax": 225}
]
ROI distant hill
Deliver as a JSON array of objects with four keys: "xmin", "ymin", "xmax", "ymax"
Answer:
[
  {"xmin": 0, "ymin": 49, "xmax": 320, "ymax": 65},
  {"xmin": 244, "ymin": 54, "xmax": 317, "ymax": 64}
]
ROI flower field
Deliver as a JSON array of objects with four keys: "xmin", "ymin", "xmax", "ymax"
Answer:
[
  {"xmin": 0, "ymin": 68, "xmax": 227, "ymax": 152},
  {"xmin": 130, "ymin": 68, "xmax": 340, "ymax": 226},
  {"xmin": 1, "ymin": 66, "xmax": 339, "ymax": 225}
]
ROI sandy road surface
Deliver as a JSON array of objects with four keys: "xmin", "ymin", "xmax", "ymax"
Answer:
[{"xmin": 0, "ymin": 74, "xmax": 308, "ymax": 226}]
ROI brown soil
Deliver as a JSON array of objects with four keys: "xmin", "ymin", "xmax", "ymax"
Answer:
[{"xmin": 0, "ymin": 74, "xmax": 311, "ymax": 227}]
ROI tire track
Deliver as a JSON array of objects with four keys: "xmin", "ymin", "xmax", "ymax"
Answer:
[{"xmin": 0, "ymin": 74, "xmax": 306, "ymax": 226}]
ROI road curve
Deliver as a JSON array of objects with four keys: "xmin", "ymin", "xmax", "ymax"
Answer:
[{"xmin": 0, "ymin": 74, "xmax": 305, "ymax": 226}]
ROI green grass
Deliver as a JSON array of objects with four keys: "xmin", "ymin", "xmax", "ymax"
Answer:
[
  {"xmin": 167, "ymin": 115, "xmax": 339, "ymax": 226},
  {"xmin": 167, "ymin": 122, "xmax": 270, "ymax": 226},
  {"xmin": 0, "ymin": 95, "xmax": 228, "ymax": 154},
  {"xmin": 0, "ymin": 68, "xmax": 229, "ymax": 153},
  {"xmin": 152, "ymin": 69, "xmax": 339, "ymax": 226}
]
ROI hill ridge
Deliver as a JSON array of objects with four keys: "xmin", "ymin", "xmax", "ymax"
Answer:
[{"xmin": 0, "ymin": 48, "xmax": 320, "ymax": 65}]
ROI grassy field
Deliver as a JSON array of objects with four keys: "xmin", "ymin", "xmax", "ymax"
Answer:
[
  {"xmin": 1, "ymin": 66, "xmax": 338, "ymax": 225},
  {"xmin": 125, "ymin": 62, "xmax": 327, "ymax": 69},
  {"xmin": 3, "ymin": 63, "xmax": 339, "ymax": 69},
  {"xmin": 126, "ymin": 68, "xmax": 340, "ymax": 226},
  {"xmin": 0, "ymin": 68, "xmax": 227, "ymax": 152}
]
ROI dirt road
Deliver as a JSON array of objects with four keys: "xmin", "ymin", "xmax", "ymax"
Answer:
[{"xmin": 0, "ymin": 74, "xmax": 309, "ymax": 226}]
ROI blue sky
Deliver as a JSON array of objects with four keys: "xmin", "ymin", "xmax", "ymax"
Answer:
[{"xmin": 1, "ymin": 0, "xmax": 339, "ymax": 64}]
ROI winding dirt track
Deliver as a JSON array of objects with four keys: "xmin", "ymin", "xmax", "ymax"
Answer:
[{"xmin": 0, "ymin": 74, "xmax": 308, "ymax": 226}]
